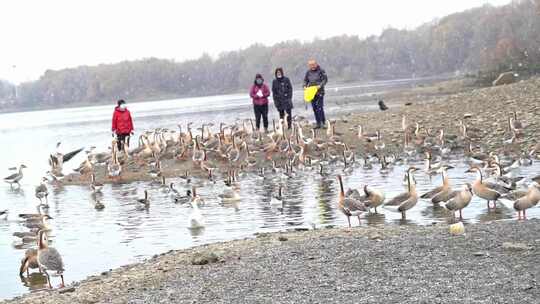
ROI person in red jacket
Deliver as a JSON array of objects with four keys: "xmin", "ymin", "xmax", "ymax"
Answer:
[
  {"xmin": 111, "ymin": 99, "xmax": 134, "ymax": 151},
  {"xmin": 249, "ymin": 74, "xmax": 270, "ymax": 132}
]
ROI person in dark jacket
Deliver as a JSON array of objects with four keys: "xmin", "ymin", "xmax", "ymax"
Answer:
[
  {"xmin": 303, "ymin": 59, "xmax": 328, "ymax": 129},
  {"xmin": 249, "ymin": 74, "xmax": 271, "ymax": 132},
  {"xmin": 271, "ymin": 68, "xmax": 293, "ymax": 129},
  {"xmin": 111, "ymin": 99, "xmax": 134, "ymax": 151}
]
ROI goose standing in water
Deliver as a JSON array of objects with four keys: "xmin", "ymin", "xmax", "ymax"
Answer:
[
  {"xmin": 445, "ymin": 183, "xmax": 474, "ymax": 220},
  {"xmin": 136, "ymin": 190, "xmax": 150, "ymax": 208},
  {"xmin": 35, "ymin": 177, "xmax": 49, "ymax": 205},
  {"xmin": 420, "ymin": 165, "xmax": 454, "ymax": 204},
  {"xmin": 90, "ymin": 173, "xmax": 103, "ymax": 193},
  {"xmin": 4, "ymin": 164, "xmax": 27, "ymax": 188},
  {"xmin": 94, "ymin": 200, "xmax": 105, "ymax": 210},
  {"xmin": 510, "ymin": 176, "xmax": 540, "ymax": 220},
  {"xmin": 188, "ymin": 199, "xmax": 205, "ymax": 229},
  {"xmin": 362, "ymin": 185, "xmax": 386, "ymax": 214},
  {"xmin": 465, "ymin": 166, "xmax": 510, "ymax": 210},
  {"xmin": 218, "ymin": 177, "xmax": 241, "ymax": 203},
  {"xmin": 20, "ymin": 248, "xmax": 40, "ymax": 277},
  {"xmin": 270, "ymin": 185, "xmax": 285, "ymax": 211},
  {"xmin": 36, "ymin": 229, "xmax": 65, "ymax": 288},
  {"xmin": 384, "ymin": 167, "xmax": 419, "ymax": 220},
  {"xmin": 337, "ymin": 175, "xmax": 368, "ymax": 227}
]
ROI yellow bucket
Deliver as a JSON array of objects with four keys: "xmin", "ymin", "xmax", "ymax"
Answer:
[{"xmin": 304, "ymin": 86, "xmax": 319, "ymax": 103}]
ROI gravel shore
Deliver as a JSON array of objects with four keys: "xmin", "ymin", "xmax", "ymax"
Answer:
[{"xmin": 5, "ymin": 219, "xmax": 540, "ymax": 304}]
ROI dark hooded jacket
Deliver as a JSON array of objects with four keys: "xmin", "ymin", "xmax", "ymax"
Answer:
[
  {"xmin": 249, "ymin": 74, "xmax": 271, "ymax": 106},
  {"xmin": 271, "ymin": 68, "xmax": 293, "ymax": 110},
  {"xmin": 303, "ymin": 65, "xmax": 328, "ymax": 96}
]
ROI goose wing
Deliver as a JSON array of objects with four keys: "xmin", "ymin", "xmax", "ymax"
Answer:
[
  {"xmin": 431, "ymin": 188, "xmax": 455, "ymax": 204},
  {"xmin": 342, "ymin": 198, "xmax": 367, "ymax": 215},
  {"xmin": 420, "ymin": 186, "xmax": 443, "ymax": 199},
  {"xmin": 62, "ymin": 147, "xmax": 84, "ymax": 163},
  {"xmin": 484, "ymin": 182, "xmax": 512, "ymax": 194},
  {"xmin": 398, "ymin": 195, "xmax": 418, "ymax": 212},
  {"xmin": 4, "ymin": 172, "xmax": 18, "ymax": 180},
  {"xmin": 385, "ymin": 191, "xmax": 410, "ymax": 206},
  {"xmin": 501, "ymin": 190, "xmax": 528, "ymax": 201}
]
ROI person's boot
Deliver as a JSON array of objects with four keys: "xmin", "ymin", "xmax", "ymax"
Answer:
[{"xmin": 264, "ymin": 128, "xmax": 268, "ymax": 133}]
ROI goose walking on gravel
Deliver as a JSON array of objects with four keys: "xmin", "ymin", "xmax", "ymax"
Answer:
[
  {"xmin": 445, "ymin": 183, "xmax": 474, "ymax": 220},
  {"xmin": 4, "ymin": 164, "xmax": 27, "ymax": 188},
  {"xmin": 37, "ymin": 229, "xmax": 65, "ymax": 288},
  {"xmin": 337, "ymin": 175, "xmax": 368, "ymax": 227},
  {"xmin": 384, "ymin": 167, "xmax": 419, "ymax": 220}
]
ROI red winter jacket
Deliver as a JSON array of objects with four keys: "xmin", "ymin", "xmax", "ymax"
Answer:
[
  {"xmin": 112, "ymin": 107, "xmax": 134, "ymax": 134},
  {"xmin": 249, "ymin": 84, "xmax": 270, "ymax": 106}
]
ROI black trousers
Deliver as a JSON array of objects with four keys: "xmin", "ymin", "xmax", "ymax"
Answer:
[
  {"xmin": 116, "ymin": 133, "xmax": 130, "ymax": 151},
  {"xmin": 311, "ymin": 94, "xmax": 326, "ymax": 126},
  {"xmin": 278, "ymin": 108, "xmax": 292, "ymax": 129},
  {"xmin": 253, "ymin": 104, "xmax": 269, "ymax": 130}
]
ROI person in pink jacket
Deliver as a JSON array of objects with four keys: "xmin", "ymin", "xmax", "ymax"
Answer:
[{"xmin": 249, "ymin": 74, "xmax": 271, "ymax": 132}]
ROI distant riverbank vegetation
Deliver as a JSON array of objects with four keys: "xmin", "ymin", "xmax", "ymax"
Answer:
[{"xmin": 0, "ymin": 0, "xmax": 539, "ymax": 110}]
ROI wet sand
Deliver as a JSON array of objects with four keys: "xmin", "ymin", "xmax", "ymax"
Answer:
[{"xmin": 5, "ymin": 219, "xmax": 540, "ymax": 304}]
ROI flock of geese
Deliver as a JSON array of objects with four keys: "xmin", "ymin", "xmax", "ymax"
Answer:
[{"xmin": 2, "ymin": 109, "xmax": 539, "ymax": 289}]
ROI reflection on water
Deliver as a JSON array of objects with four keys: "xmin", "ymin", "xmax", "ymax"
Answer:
[{"xmin": 0, "ymin": 79, "xmax": 538, "ymax": 300}]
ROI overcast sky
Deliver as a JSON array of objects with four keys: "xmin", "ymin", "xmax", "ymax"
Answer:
[{"xmin": 0, "ymin": 0, "xmax": 510, "ymax": 83}]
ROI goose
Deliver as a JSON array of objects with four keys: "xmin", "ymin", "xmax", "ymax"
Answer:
[
  {"xmin": 107, "ymin": 150, "xmax": 122, "ymax": 179},
  {"xmin": 90, "ymin": 173, "xmax": 103, "ymax": 193},
  {"xmin": 342, "ymin": 151, "xmax": 354, "ymax": 174},
  {"xmin": 465, "ymin": 167, "xmax": 511, "ymax": 210},
  {"xmin": 36, "ymin": 229, "xmax": 65, "ymax": 288},
  {"xmin": 171, "ymin": 186, "xmax": 191, "ymax": 205},
  {"xmin": 270, "ymin": 185, "xmax": 284, "ymax": 209},
  {"xmin": 20, "ymin": 248, "xmax": 40, "ymax": 277},
  {"xmin": 74, "ymin": 153, "xmax": 93, "ymax": 176},
  {"xmin": 22, "ymin": 214, "xmax": 53, "ymax": 230},
  {"xmin": 362, "ymin": 185, "xmax": 386, "ymax": 213},
  {"xmin": 48, "ymin": 143, "xmax": 84, "ymax": 175},
  {"xmin": 420, "ymin": 165, "xmax": 454, "ymax": 203},
  {"xmin": 384, "ymin": 167, "xmax": 419, "ymax": 220},
  {"xmin": 424, "ymin": 151, "xmax": 442, "ymax": 175},
  {"xmin": 35, "ymin": 177, "xmax": 49, "ymax": 204},
  {"xmin": 188, "ymin": 199, "xmax": 205, "ymax": 229},
  {"xmin": 190, "ymin": 186, "xmax": 205, "ymax": 207},
  {"xmin": 4, "ymin": 164, "xmax": 27, "ymax": 188},
  {"xmin": 218, "ymin": 183, "xmax": 241, "ymax": 202},
  {"xmin": 511, "ymin": 176, "xmax": 540, "ymax": 220},
  {"xmin": 445, "ymin": 183, "xmax": 474, "ymax": 220},
  {"xmin": 337, "ymin": 175, "xmax": 368, "ymax": 227},
  {"xmin": 94, "ymin": 200, "xmax": 105, "ymax": 210},
  {"xmin": 136, "ymin": 190, "xmax": 150, "ymax": 208},
  {"xmin": 509, "ymin": 111, "xmax": 524, "ymax": 136}
]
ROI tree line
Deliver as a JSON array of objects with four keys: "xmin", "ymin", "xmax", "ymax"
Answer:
[{"xmin": 1, "ymin": 0, "xmax": 539, "ymax": 109}]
